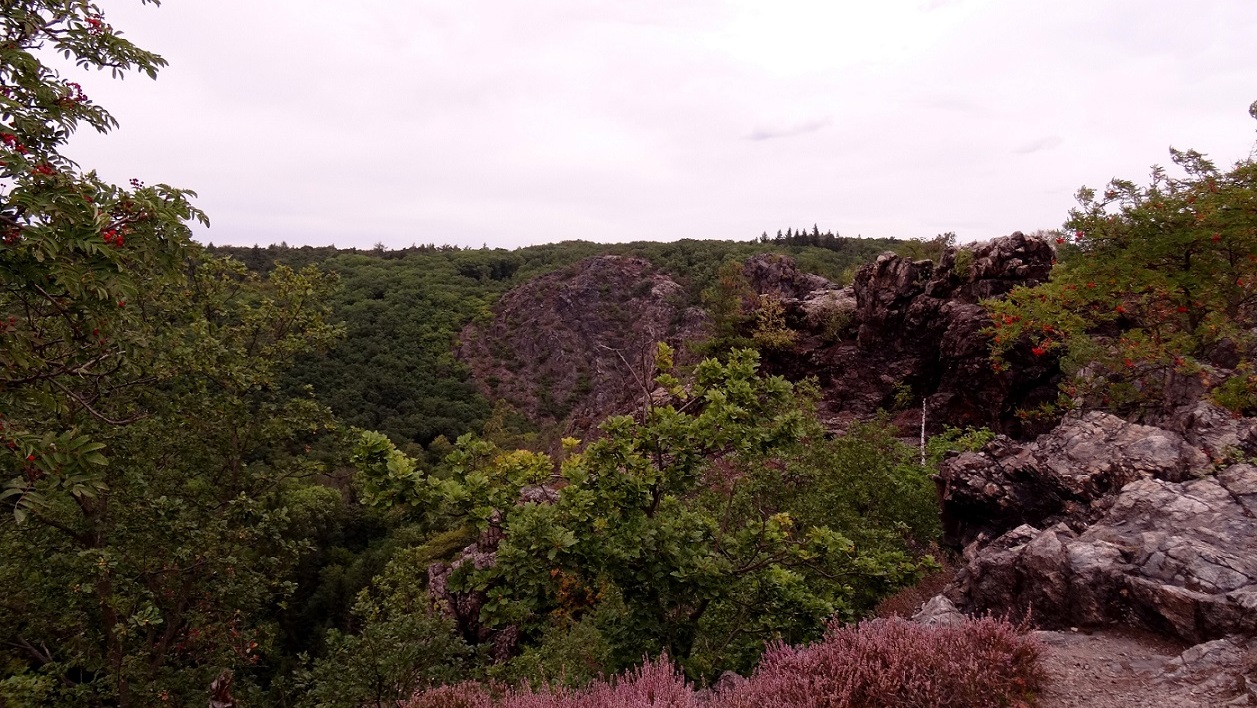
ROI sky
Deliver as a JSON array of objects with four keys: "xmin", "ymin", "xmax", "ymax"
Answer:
[{"xmin": 59, "ymin": 0, "xmax": 1257, "ymax": 249}]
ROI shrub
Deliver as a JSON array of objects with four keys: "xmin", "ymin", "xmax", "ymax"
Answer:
[
  {"xmin": 403, "ymin": 617, "xmax": 1044, "ymax": 708},
  {"xmin": 406, "ymin": 657, "xmax": 698, "ymax": 707},
  {"xmin": 952, "ymin": 247, "xmax": 975, "ymax": 277},
  {"xmin": 720, "ymin": 617, "xmax": 1045, "ymax": 708},
  {"xmin": 752, "ymin": 295, "xmax": 799, "ymax": 351}
]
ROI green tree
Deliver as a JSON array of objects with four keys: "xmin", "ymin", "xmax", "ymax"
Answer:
[
  {"xmin": 0, "ymin": 1, "xmax": 207, "ymax": 490},
  {"xmin": 751, "ymin": 294, "xmax": 798, "ymax": 351},
  {"xmin": 1, "ymin": 259, "xmax": 344, "ymax": 706},
  {"xmin": 307, "ymin": 554, "xmax": 472, "ymax": 708},
  {"xmin": 988, "ymin": 120, "xmax": 1257, "ymax": 414},
  {"xmin": 354, "ymin": 349, "xmax": 936, "ymax": 682}
]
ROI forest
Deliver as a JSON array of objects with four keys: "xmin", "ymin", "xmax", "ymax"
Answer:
[{"xmin": 3, "ymin": 3, "xmax": 1256, "ymax": 707}]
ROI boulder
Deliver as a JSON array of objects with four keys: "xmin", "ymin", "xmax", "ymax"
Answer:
[
  {"xmin": 937, "ymin": 411, "xmax": 1211, "ymax": 546},
  {"xmin": 944, "ymin": 464, "xmax": 1257, "ymax": 643},
  {"xmin": 742, "ymin": 253, "xmax": 834, "ymax": 301}
]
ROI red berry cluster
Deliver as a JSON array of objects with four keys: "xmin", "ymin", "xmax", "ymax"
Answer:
[
  {"xmin": 102, "ymin": 228, "xmax": 124, "ymax": 247},
  {"xmin": 31, "ymin": 163, "xmax": 55, "ymax": 176},
  {"xmin": 1, "ymin": 226, "xmax": 20, "ymax": 245},
  {"xmin": 58, "ymin": 81, "xmax": 89, "ymax": 108},
  {"xmin": 85, "ymin": 15, "xmax": 106, "ymax": 34},
  {"xmin": 0, "ymin": 132, "xmax": 28, "ymax": 154}
]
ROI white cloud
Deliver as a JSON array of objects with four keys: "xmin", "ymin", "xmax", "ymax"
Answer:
[
  {"xmin": 57, "ymin": 0, "xmax": 1257, "ymax": 248},
  {"xmin": 748, "ymin": 117, "xmax": 832, "ymax": 141}
]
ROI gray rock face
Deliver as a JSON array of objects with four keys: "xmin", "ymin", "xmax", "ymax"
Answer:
[
  {"xmin": 946, "ymin": 462, "xmax": 1257, "ymax": 644},
  {"xmin": 938, "ymin": 411, "xmax": 1211, "ymax": 546},
  {"xmin": 1025, "ymin": 629, "xmax": 1257, "ymax": 707},
  {"xmin": 1163, "ymin": 400, "xmax": 1257, "ymax": 462},
  {"xmin": 427, "ymin": 519, "xmax": 504, "ymax": 648},
  {"xmin": 459, "ymin": 255, "xmax": 710, "ymax": 439},
  {"xmin": 742, "ymin": 253, "xmax": 835, "ymax": 301},
  {"xmin": 1157, "ymin": 636, "xmax": 1257, "ymax": 704},
  {"xmin": 761, "ymin": 232, "xmax": 1062, "ymax": 437},
  {"xmin": 933, "ymin": 394, "xmax": 1257, "ymax": 667},
  {"xmin": 911, "ymin": 594, "xmax": 966, "ymax": 626}
]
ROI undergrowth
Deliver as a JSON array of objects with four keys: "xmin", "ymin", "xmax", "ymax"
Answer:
[{"xmin": 403, "ymin": 616, "xmax": 1046, "ymax": 708}]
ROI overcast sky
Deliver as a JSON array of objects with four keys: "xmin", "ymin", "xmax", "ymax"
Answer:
[{"xmin": 61, "ymin": 0, "xmax": 1257, "ymax": 249}]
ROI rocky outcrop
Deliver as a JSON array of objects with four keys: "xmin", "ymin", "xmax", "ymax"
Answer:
[
  {"xmin": 1030, "ymin": 629, "xmax": 1256, "ymax": 708},
  {"xmin": 1163, "ymin": 400, "xmax": 1257, "ymax": 463},
  {"xmin": 932, "ymin": 399, "xmax": 1257, "ymax": 649},
  {"xmin": 460, "ymin": 256, "xmax": 709, "ymax": 438},
  {"xmin": 1154, "ymin": 636, "xmax": 1257, "ymax": 705},
  {"xmin": 460, "ymin": 233, "xmax": 1060, "ymax": 440},
  {"xmin": 427, "ymin": 513, "xmax": 508, "ymax": 653},
  {"xmin": 426, "ymin": 483, "xmax": 565, "ymax": 662},
  {"xmin": 946, "ymin": 465, "xmax": 1257, "ymax": 643},
  {"xmin": 742, "ymin": 253, "xmax": 833, "ymax": 301},
  {"xmin": 937, "ymin": 411, "xmax": 1211, "ymax": 546},
  {"xmin": 762, "ymin": 232, "xmax": 1061, "ymax": 437}
]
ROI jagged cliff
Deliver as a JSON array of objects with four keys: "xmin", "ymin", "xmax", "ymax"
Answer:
[
  {"xmin": 461, "ymin": 232, "xmax": 1062, "ymax": 439},
  {"xmin": 459, "ymin": 255, "xmax": 709, "ymax": 438}
]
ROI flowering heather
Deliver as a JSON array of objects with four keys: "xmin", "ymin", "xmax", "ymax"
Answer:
[
  {"xmin": 405, "ymin": 657, "xmax": 699, "ymax": 707},
  {"xmin": 405, "ymin": 617, "xmax": 1045, "ymax": 707},
  {"xmin": 720, "ymin": 616, "xmax": 1046, "ymax": 708}
]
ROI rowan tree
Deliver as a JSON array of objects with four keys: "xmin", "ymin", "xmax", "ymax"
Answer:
[
  {"xmin": 987, "ymin": 112, "xmax": 1257, "ymax": 415},
  {"xmin": 0, "ymin": 5, "xmax": 349, "ymax": 705},
  {"xmin": 0, "ymin": 1, "xmax": 207, "ymax": 512}
]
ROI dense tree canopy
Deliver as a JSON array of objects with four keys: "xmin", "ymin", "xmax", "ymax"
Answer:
[
  {"xmin": 0, "ymin": 5, "xmax": 345, "ymax": 705},
  {"xmin": 352, "ymin": 348, "xmax": 939, "ymax": 686},
  {"xmin": 0, "ymin": 4, "xmax": 1080, "ymax": 705},
  {"xmin": 209, "ymin": 236, "xmax": 904, "ymax": 456}
]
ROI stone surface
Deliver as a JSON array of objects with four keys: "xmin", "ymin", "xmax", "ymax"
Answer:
[
  {"xmin": 741, "ymin": 252, "xmax": 834, "ymax": 301},
  {"xmin": 459, "ymin": 255, "xmax": 710, "ymax": 439},
  {"xmin": 910, "ymin": 594, "xmax": 965, "ymax": 625},
  {"xmin": 944, "ymin": 463, "xmax": 1257, "ymax": 644},
  {"xmin": 761, "ymin": 231, "xmax": 1062, "ymax": 438},
  {"xmin": 937, "ymin": 411, "xmax": 1211, "ymax": 546},
  {"xmin": 1031, "ymin": 629, "xmax": 1256, "ymax": 708},
  {"xmin": 1162, "ymin": 400, "xmax": 1257, "ymax": 462},
  {"xmin": 461, "ymin": 233, "xmax": 1062, "ymax": 441}
]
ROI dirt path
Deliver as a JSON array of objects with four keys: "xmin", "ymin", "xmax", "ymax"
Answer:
[{"xmin": 1034, "ymin": 628, "xmax": 1253, "ymax": 707}]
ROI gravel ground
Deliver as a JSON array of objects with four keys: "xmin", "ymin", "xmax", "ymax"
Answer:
[{"xmin": 1034, "ymin": 628, "xmax": 1253, "ymax": 708}]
